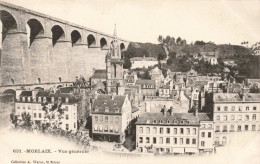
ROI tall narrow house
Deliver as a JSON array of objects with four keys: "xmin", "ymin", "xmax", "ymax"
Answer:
[{"xmin": 106, "ymin": 24, "xmax": 124, "ymax": 94}]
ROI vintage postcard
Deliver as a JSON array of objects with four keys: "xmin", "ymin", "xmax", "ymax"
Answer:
[{"xmin": 0, "ymin": 0, "xmax": 260, "ymax": 164}]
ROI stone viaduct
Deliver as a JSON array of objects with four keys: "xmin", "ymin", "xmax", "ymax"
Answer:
[{"xmin": 0, "ymin": 1, "xmax": 129, "ymax": 93}]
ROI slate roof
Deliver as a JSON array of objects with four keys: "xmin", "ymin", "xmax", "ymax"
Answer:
[
  {"xmin": 20, "ymin": 91, "xmax": 32, "ymax": 97},
  {"xmin": 213, "ymin": 93, "xmax": 260, "ymax": 102},
  {"xmin": 49, "ymin": 92, "xmax": 77, "ymax": 104},
  {"xmin": 36, "ymin": 91, "xmax": 50, "ymax": 97},
  {"xmin": 91, "ymin": 69, "xmax": 106, "ymax": 79},
  {"xmin": 135, "ymin": 79, "xmax": 156, "ymax": 86},
  {"xmin": 197, "ymin": 113, "xmax": 212, "ymax": 122},
  {"xmin": 92, "ymin": 95, "xmax": 126, "ymax": 115},
  {"xmin": 136, "ymin": 112, "xmax": 200, "ymax": 126},
  {"xmin": 59, "ymin": 87, "xmax": 74, "ymax": 93},
  {"xmin": 132, "ymin": 106, "xmax": 139, "ymax": 113}
]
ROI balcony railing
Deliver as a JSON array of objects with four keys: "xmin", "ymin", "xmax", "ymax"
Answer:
[
  {"xmin": 215, "ymin": 130, "xmax": 220, "ymax": 133},
  {"xmin": 222, "ymin": 130, "xmax": 228, "ymax": 132}
]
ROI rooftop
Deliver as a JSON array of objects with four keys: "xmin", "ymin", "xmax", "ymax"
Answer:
[
  {"xmin": 91, "ymin": 69, "xmax": 106, "ymax": 79},
  {"xmin": 197, "ymin": 113, "xmax": 212, "ymax": 121},
  {"xmin": 135, "ymin": 79, "xmax": 156, "ymax": 86},
  {"xmin": 136, "ymin": 112, "xmax": 200, "ymax": 126},
  {"xmin": 20, "ymin": 91, "xmax": 32, "ymax": 97},
  {"xmin": 92, "ymin": 95, "xmax": 126, "ymax": 115},
  {"xmin": 214, "ymin": 93, "xmax": 260, "ymax": 102}
]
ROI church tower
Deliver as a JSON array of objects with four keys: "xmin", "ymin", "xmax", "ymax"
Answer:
[{"xmin": 106, "ymin": 24, "xmax": 124, "ymax": 94}]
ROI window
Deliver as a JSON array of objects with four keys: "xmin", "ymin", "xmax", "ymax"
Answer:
[
  {"xmin": 64, "ymin": 106, "xmax": 68, "ymax": 111},
  {"xmin": 166, "ymin": 128, "xmax": 170, "ymax": 134},
  {"xmin": 246, "ymin": 115, "xmax": 249, "ymax": 121},
  {"xmin": 224, "ymin": 106, "xmax": 228, "ymax": 111},
  {"xmin": 95, "ymin": 116, "xmax": 98, "ymax": 122},
  {"xmin": 253, "ymin": 114, "xmax": 256, "ymax": 120},
  {"xmin": 166, "ymin": 138, "xmax": 170, "ymax": 144},
  {"xmin": 217, "ymin": 106, "xmax": 220, "ymax": 111},
  {"xmin": 115, "ymin": 126, "xmax": 119, "ymax": 133},
  {"xmin": 146, "ymin": 127, "xmax": 150, "ymax": 134},
  {"xmin": 186, "ymin": 128, "xmax": 190, "ymax": 135},
  {"xmin": 231, "ymin": 106, "xmax": 235, "ymax": 111},
  {"xmin": 160, "ymin": 128, "xmax": 163, "ymax": 134},
  {"xmin": 186, "ymin": 138, "xmax": 190, "ymax": 144},
  {"xmin": 201, "ymin": 124, "xmax": 205, "ymax": 128},
  {"xmin": 153, "ymin": 120, "xmax": 157, "ymax": 124},
  {"xmin": 237, "ymin": 125, "xmax": 241, "ymax": 131},
  {"xmin": 139, "ymin": 137, "xmax": 143, "ymax": 143},
  {"xmin": 246, "ymin": 107, "xmax": 249, "ymax": 111},
  {"xmin": 253, "ymin": 107, "xmax": 256, "ymax": 111},
  {"xmin": 245, "ymin": 125, "xmax": 248, "ymax": 131},
  {"xmin": 216, "ymin": 115, "xmax": 220, "ymax": 121},
  {"xmin": 66, "ymin": 114, "xmax": 69, "ymax": 120},
  {"xmin": 180, "ymin": 138, "xmax": 183, "ymax": 145},
  {"xmin": 139, "ymin": 127, "xmax": 143, "ymax": 134},
  {"xmin": 110, "ymin": 117, "xmax": 113, "ymax": 123},
  {"xmin": 223, "ymin": 115, "xmax": 228, "ymax": 121},
  {"xmin": 201, "ymin": 132, "xmax": 205, "ymax": 137},
  {"xmin": 201, "ymin": 141, "xmax": 205, "ymax": 147},
  {"xmin": 153, "ymin": 137, "xmax": 157, "ymax": 144},
  {"xmin": 173, "ymin": 138, "xmax": 177, "ymax": 144},
  {"xmin": 94, "ymin": 124, "xmax": 98, "ymax": 131},
  {"xmin": 230, "ymin": 125, "xmax": 234, "ymax": 131},
  {"xmin": 216, "ymin": 126, "xmax": 220, "ymax": 131},
  {"xmin": 223, "ymin": 125, "xmax": 227, "ymax": 132},
  {"xmin": 159, "ymin": 120, "xmax": 163, "ymax": 124},
  {"xmin": 99, "ymin": 125, "xmax": 103, "ymax": 132},
  {"xmin": 146, "ymin": 137, "xmax": 150, "ymax": 143},
  {"xmin": 105, "ymin": 107, "xmax": 109, "ymax": 113},
  {"xmin": 39, "ymin": 113, "xmax": 42, "ymax": 118},
  {"xmin": 231, "ymin": 115, "xmax": 235, "ymax": 120},
  {"xmin": 252, "ymin": 125, "xmax": 256, "ymax": 131},
  {"xmin": 238, "ymin": 115, "xmax": 242, "ymax": 121},
  {"xmin": 110, "ymin": 126, "xmax": 113, "ymax": 132},
  {"xmin": 192, "ymin": 128, "xmax": 196, "ymax": 135},
  {"xmin": 208, "ymin": 124, "xmax": 212, "ymax": 128},
  {"xmin": 100, "ymin": 116, "xmax": 103, "ymax": 122},
  {"xmin": 115, "ymin": 117, "xmax": 119, "ymax": 123},
  {"xmin": 159, "ymin": 137, "xmax": 163, "ymax": 144},
  {"xmin": 66, "ymin": 124, "xmax": 69, "ymax": 130},
  {"xmin": 223, "ymin": 137, "xmax": 226, "ymax": 143},
  {"xmin": 34, "ymin": 113, "xmax": 36, "ymax": 118},
  {"xmin": 104, "ymin": 125, "xmax": 108, "ymax": 132},
  {"xmin": 180, "ymin": 128, "xmax": 184, "ymax": 134},
  {"xmin": 153, "ymin": 127, "xmax": 157, "ymax": 134},
  {"xmin": 105, "ymin": 116, "xmax": 108, "ymax": 123},
  {"xmin": 192, "ymin": 139, "xmax": 196, "ymax": 145},
  {"xmin": 208, "ymin": 132, "xmax": 211, "ymax": 138},
  {"xmin": 239, "ymin": 106, "xmax": 242, "ymax": 111}
]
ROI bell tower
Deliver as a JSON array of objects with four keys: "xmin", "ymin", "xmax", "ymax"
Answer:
[{"xmin": 106, "ymin": 24, "xmax": 124, "ymax": 94}]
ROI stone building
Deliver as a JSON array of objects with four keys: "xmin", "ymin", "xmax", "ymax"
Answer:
[
  {"xmin": 91, "ymin": 94, "xmax": 132, "ymax": 143},
  {"xmin": 135, "ymin": 79, "xmax": 156, "ymax": 100}
]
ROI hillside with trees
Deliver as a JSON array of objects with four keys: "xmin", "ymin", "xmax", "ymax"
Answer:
[{"xmin": 122, "ymin": 36, "xmax": 259, "ymax": 78}]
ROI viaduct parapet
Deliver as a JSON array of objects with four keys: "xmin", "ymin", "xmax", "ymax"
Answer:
[{"xmin": 0, "ymin": 1, "xmax": 130, "ymax": 90}]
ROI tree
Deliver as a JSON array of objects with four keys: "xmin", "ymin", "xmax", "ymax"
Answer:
[
  {"xmin": 157, "ymin": 53, "xmax": 166, "ymax": 61},
  {"xmin": 143, "ymin": 70, "xmax": 151, "ymax": 79},
  {"xmin": 157, "ymin": 35, "xmax": 163, "ymax": 44},
  {"xmin": 170, "ymin": 37, "xmax": 175, "ymax": 45},
  {"xmin": 176, "ymin": 37, "xmax": 182, "ymax": 45},
  {"xmin": 165, "ymin": 35, "xmax": 171, "ymax": 45},
  {"xmin": 123, "ymin": 57, "xmax": 132, "ymax": 69}
]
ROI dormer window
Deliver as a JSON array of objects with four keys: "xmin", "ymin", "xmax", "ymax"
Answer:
[
  {"xmin": 115, "ymin": 108, "xmax": 119, "ymax": 113},
  {"xmin": 58, "ymin": 97, "xmax": 62, "ymax": 102},
  {"xmin": 153, "ymin": 120, "xmax": 157, "ymax": 124},
  {"xmin": 65, "ymin": 97, "xmax": 69, "ymax": 103},
  {"xmin": 28, "ymin": 97, "xmax": 31, "ymax": 102},
  {"xmin": 105, "ymin": 107, "xmax": 109, "ymax": 113},
  {"xmin": 95, "ymin": 107, "xmax": 99, "ymax": 112},
  {"xmin": 114, "ymin": 101, "xmax": 117, "ymax": 105},
  {"xmin": 159, "ymin": 120, "xmax": 163, "ymax": 124},
  {"xmin": 22, "ymin": 97, "xmax": 25, "ymax": 102},
  {"xmin": 187, "ymin": 121, "xmax": 190, "ymax": 124},
  {"xmin": 38, "ymin": 97, "xmax": 42, "ymax": 102},
  {"xmin": 180, "ymin": 120, "xmax": 184, "ymax": 124},
  {"xmin": 43, "ymin": 97, "xmax": 46, "ymax": 103},
  {"xmin": 166, "ymin": 120, "xmax": 170, "ymax": 124}
]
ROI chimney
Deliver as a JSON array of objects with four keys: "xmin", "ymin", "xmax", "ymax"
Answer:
[
  {"xmin": 170, "ymin": 106, "xmax": 174, "ymax": 115},
  {"xmin": 162, "ymin": 105, "xmax": 167, "ymax": 117}
]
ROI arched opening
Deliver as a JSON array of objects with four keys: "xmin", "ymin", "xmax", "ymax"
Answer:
[
  {"xmin": 51, "ymin": 25, "xmax": 65, "ymax": 46},
  {"xmin": 114, "ymin": 64, "xmax": 117, "ymax": 78},
  {"xmin": 0, "ymin": 10, "xmax": 17, "ymax": 48},
  {"xmin": 120, "ymin": 43, "xmax": 126, "ymax": 51},
  {"xmin": 87, "ymin": 34, "xmax": 96, "ymax": 47},
  {"xmin": 100, "ymin": 38, "xmax": 107, "ymax": 49},
  {"xmin": 59, "ymin": 77, "xmax": 62, "ymax": 82},
  {"xmin": 71, "ymin": 30, "xmax": 81, "ymax": 46},
  {"xmin": 38, "ymin": 78, "xmax": 41, "ymax": 83},
  {"xmin": 26, "ymin": 19, "xmax": 44, "ymax": 47}
]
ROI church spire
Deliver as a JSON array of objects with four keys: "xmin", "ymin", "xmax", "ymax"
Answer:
[{"xmin": 113, "ymin": 23, "xmax": 117, "ymax": 38}]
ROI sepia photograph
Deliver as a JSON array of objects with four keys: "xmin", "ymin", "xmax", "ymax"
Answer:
[{"xmin": 0, "ymin": 0, "xmax": 260, "ymax": 163}]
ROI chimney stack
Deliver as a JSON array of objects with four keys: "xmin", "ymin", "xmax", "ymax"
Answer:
[
  {"xmin": 162, "ymin": 105, "xmax": 167, "ymax": 117},
  {"xmin": 170, "ymin": 106, "xmax": 174, "ymax": 115}
]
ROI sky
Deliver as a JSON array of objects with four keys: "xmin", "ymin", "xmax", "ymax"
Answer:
[{"xmin": 1, "ymin": 0, "xmax": 260, "ymax": 45}]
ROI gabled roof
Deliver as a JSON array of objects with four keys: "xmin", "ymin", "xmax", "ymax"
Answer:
[
  {"xmin": 132, "ymin": 106, "xmax": 139, "ymax": 113},
  {"xmin": 92, "ymin": 95, "xmax": 126, "ymax": 114},
  {"xmin": 197, "ymin": 113, "xmax": 212, "ymax": 121},
  {"xmin": 135, "ymin": 79, "xmax": 156, "ymax": 86}
]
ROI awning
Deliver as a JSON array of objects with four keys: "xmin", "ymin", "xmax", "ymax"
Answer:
[
  {"xmin": 185, "ymin": 148, "xmax": 198, "ymax": 153},
  {"xmin": 172, "ymin": 148, "xmax": 184, "ymax": 153}
]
